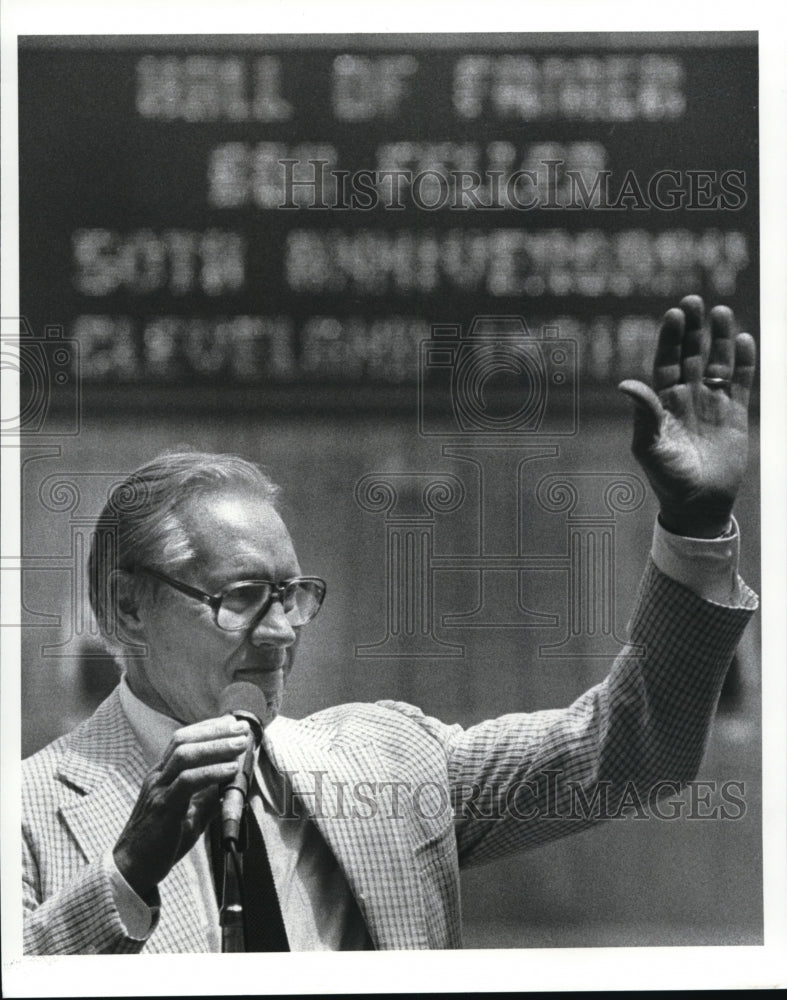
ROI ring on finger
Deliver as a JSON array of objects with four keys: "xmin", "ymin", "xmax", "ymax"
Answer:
[{"xmin": 702, "ymin": 377, "xmax": 732, "ymax": 390}]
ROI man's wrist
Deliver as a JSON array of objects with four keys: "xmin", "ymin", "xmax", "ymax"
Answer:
[
  {"xmin": 652, "ymin": 515, "xmax": 742, "ymax": 605},
  {"xmin": 105, "ymin": 849, "xmax": 160, "ymax": 940},
  {"xmin": 657, "ymin": 509, "xmax": 734, "ymax": 539},
  {"xmin": 112, "ymin": 845, "xmax": 159, "ymax": 906}
]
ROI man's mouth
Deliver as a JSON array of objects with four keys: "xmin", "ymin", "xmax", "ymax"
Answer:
[
  {"xmin": 234, "ymin": 648, "xmax": 290, "ymax": 674},
  {"xmin": 234, "ymin": 664, "xmax": 284, "ymax": 678}
]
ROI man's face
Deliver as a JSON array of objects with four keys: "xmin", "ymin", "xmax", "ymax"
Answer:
[{"xmin": 127, "ymin": 487, "xmax": 302, "ymax": 726}]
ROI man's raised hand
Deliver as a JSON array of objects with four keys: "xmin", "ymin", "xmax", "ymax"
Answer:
[{"xmin": 618, "ymin": 295, "xmax": 756, "ymax": 538}]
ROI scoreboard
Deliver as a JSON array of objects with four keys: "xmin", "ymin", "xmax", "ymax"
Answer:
[{"xmin": 18, "ymin": 34, "xmax": 758, "ymax": 413}]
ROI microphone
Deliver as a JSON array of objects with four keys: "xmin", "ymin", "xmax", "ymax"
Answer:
[{"xmin": 218, "ymin": 682, "xmax": 268, "ymax": 849}]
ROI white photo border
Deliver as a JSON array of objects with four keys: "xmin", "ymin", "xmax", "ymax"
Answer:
[{"xmin": 2, "ymin": 1, "xmax": 785, "ymax": 994}]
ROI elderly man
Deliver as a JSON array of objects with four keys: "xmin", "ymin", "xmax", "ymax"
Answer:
[{"xmin": 23, "ymin": 296, "xmax": 758, "ymax": 953}]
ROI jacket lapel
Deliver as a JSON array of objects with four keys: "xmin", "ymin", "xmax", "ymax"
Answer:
[
  {"xmin": 56, "ymin": 689, "xmax": 212, "ymax": 953},
  {"xmin": 57, "ymin": 690, "xmax": 148, "ymax": 860},
  {"xmin": 264, "ymin": 716, "xmax": 429, "ymax": 950}
]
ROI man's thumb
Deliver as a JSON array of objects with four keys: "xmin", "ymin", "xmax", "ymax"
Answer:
[{"xmin": 617, "ymin": 379, "xmax": 664, "ymax": 451}]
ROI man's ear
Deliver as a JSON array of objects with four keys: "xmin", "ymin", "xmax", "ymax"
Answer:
[{"xmin": 110, "ymin": 568, "xmax": 146, "ymax": 637}]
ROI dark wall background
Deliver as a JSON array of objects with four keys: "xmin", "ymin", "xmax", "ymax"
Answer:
[{"xmin": 17, "ymin": 33, "xmax": 761, "ymax": 948}]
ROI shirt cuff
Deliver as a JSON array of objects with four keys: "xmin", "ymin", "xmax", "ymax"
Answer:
[
  {"xmin": 105, "ymin": 849, "xmax": 160, "ymax": 941},
  {"xmin": 651, "ymin": 515, "xmax": 743, "ymax": 606}
]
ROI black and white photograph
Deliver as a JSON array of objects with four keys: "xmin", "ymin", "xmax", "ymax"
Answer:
[{"xmin": 2, "ymin": 1, "xmax": 785, "ymax": 995}]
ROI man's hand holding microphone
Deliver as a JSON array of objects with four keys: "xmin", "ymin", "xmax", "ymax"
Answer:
[{"xmin": 113, "ymin": 684, "xmax": 266, "ymax": 902}]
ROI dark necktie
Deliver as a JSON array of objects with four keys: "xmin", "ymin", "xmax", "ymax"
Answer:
[
  {"xmin": 209, "ymin": 788, "xmax": 290, "ymax": 951},
  {"xmin": 241, "ymin": 802, "xmax": 290, "ymax": 951}
]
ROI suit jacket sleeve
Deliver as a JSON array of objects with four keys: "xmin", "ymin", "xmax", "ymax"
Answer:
[
  {"xmin": 380, "ymin": 560, "xmax": 758, "ymax": 867},
  {"xmin": 22, "ymin": 838, "xmax": 151, "ymax": 955},
  {"xmin": 21, "ymin": 697, "xmax": 162, "ymax": 956}
]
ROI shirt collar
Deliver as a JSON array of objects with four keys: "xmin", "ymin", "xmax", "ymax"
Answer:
[{"xmin": 118, "ymin": 673, "xmax": 181, "ymax": 767}]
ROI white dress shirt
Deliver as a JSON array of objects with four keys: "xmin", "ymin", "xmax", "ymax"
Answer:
[{"xmin": 107, "ymin": 517, "xmax": 744, "ymax": 948}]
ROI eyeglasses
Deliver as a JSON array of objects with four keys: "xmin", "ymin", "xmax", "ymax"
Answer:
[{"xmin": 137, "ymin": 566, "xmax": 326, "ymax": 631}]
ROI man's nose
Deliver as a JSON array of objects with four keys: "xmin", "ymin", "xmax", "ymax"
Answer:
[{"xmin": 247, "ymin": 598, "xmax": 297, "ymax": 648}]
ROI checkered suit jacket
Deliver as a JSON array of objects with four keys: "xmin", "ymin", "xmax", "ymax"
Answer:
[{"xmin": 23, "ymin": 561, "xmax": 757, "ymax": 953}]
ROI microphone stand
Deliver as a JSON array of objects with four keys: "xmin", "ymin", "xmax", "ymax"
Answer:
[
  {"xmin": 219, "ymin": 824, "xmax": 247, "ymax": 953},
  {"xmin": 219, "ymin": 714, "xmax": 261, "ymax": 953}
]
